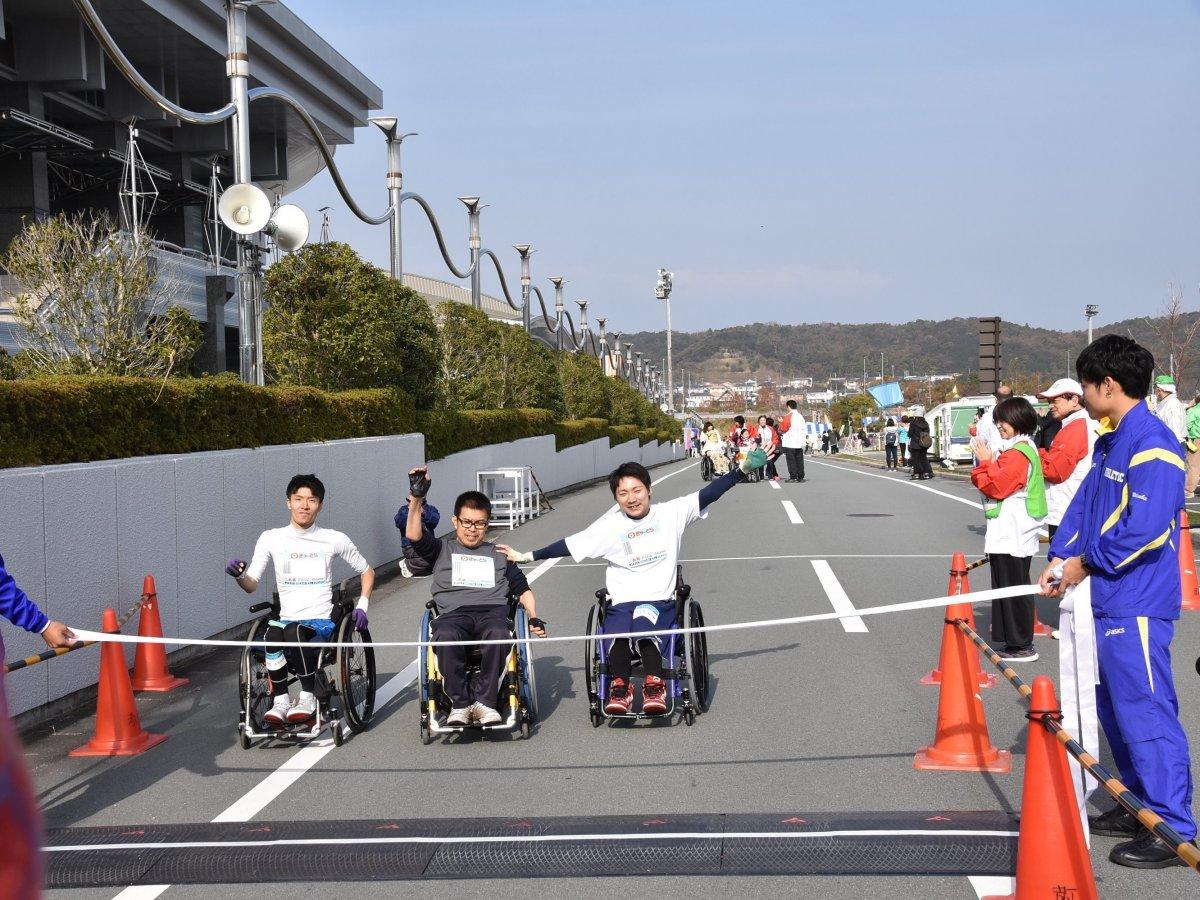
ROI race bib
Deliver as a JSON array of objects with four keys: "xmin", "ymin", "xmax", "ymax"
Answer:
[
  {"xmin": 451, "ymin": 553, "xmax": 496, "ymax": 589},
  {"xmin": 622, "ymin": 521, "xmax": 667, "ymax": 569},
  {"xmin": 284, "ymin": 551, "xmax": 326, "ymax": 585}
]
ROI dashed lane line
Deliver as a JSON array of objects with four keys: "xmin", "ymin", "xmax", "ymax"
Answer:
[
  {"xmin": 781, "ymin": 500, "xmax": 804, "ymax": 524},
  {"xmin": 811, "ymin": 560, "xmax": 868, "ymax": 633},
  {"xmin": 808, "ymin": 459, "xmax": 983, "ymax": 511}
]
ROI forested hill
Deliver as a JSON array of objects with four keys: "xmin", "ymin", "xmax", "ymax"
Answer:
[{"xmin": 620, "ymin": 314, "xmax": 1198, "ymax": 384}]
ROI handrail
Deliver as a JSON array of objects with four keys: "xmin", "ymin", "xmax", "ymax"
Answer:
[{"xmin": 400, "ymin": 192, "xmax": 475, "ymax": 280}]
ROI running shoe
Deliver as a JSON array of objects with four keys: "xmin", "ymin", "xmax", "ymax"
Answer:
[
  {"xmin": 286, "ymin": 691, "xmax": 317, "ymax": 723},
  {"xmin": 605, "ymin": 678, "xmax": 633, "ymax": 715},
  {"xmin": 996, "ymin": 647, "xmax": 1039, "ymax": 663},
  {"xmin": 641, "ymin": 675, "xmax": 668, "ymax": 715},
  {"xmin": 446, "ymin": 707, "xmax": 471, "ymax": 726},
  {"xmin": 262, "ymin": 694, "xmax": 291, "ymax": 728},
  {"xmin": 470, "ymin": 702, "xmax": 503, "ymax": 725}
]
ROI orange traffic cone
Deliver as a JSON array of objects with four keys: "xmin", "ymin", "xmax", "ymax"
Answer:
[
  {"xmin": 130, "ymin": 574, "xmax": 188, "ymax": 692},
  {"xmin": 1033, "ymin": 610, "xmax": 1055, "ymax": 637},
  {"xmin": 922, "ymin": 552, "xmax": 996, "ymax": 689},
  {"xmin": 915, "ymin": 599, "xmax": 1011, "ymax": 773},
  {"xmin": 70, "ymin": 608, "xmax": 167, "ymax": 757},
  {"xmin": 1179, "ymin": 511, "xmax": 1200, "ymax": 612},
  {"xmin": 981, "ymin": 676, "xmax": 1097, "ymax": 900}
]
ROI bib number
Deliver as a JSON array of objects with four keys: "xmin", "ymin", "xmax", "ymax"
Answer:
[{"xmin": 451, "ymin": 553, "xmax": 496, "ymax": 589}]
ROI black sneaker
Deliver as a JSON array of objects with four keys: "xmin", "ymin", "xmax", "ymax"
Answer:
[
  {"xmin": 1109, "ymin": 831, "xmax": 1193, "ymax": 869},
  {"xmin": 996, "ymin": 647, "xmax": 1040, "ymax": 663},
  {"xmin": 1089, "ymin": 806, "xmax": 1143, "ymax": 838}
]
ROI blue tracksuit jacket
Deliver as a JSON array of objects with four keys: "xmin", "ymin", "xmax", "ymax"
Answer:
[{"xmin": 0, "ymin": 554, "xmax": 47, "ymax": 636}]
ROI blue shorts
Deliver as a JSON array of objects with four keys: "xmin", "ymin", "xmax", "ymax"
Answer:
[
  {"xmin": 267, "ymin": 618, "xmax": 336, "ymax": 640},
  {"xmin": 602, "ymin": 599, "xmax": 677, "ymax": 654}
]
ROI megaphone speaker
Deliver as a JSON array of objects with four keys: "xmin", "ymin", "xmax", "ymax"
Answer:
[
  {"xmin": 267, "ymin": 204, "xmax": 310, "ymax": 253},
  {"xmin": 217, "ymin": 183, "xmax": 272, "ymax": 235}
]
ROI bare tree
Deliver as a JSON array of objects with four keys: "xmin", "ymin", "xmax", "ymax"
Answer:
[
  {"xmin": 1150, "ymin": 282, "xmax": 1200, "ymax": 388},
  {"xmin": 3, "ymin": 211, "xmax": 200, "ymax": 377}
]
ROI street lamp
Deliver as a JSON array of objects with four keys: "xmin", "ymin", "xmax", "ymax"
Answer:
[
  {"xmin": 368, "ymin": 117, "xmax": 416, "ymax": 283},
  {"xmin": 596, "ymin": 317, "xmax": 608, "ymax": 373},
  {"xmin": 458, "ymin": 197, "xmax": 482, "ymax": 308},
  {"xmin": 514, "ymin": 245, "xmax": 533, "ymax": 332},
  {"xmin": 1085, "ymin": 304, "xmax": 1099, "ymax": 345},
  {"xmin": 549, "ymin": 277, "xmax": 565, "ymax": 351},
  {"xmin": 625, "ymin": 343, "xmax": 635, "ymax": 385},
  {"xmin": 656, "ymin": 268, "xmax": 675, "ymax": 412},
  {"xmin": 575, "ymin": 299, "xmax": 589, "ymax": 353}
]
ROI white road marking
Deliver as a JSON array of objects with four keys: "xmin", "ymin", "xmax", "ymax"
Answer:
[
  {"xmin": 111, "ymin": 888, "xmax": 169, "ymax": 900},
  {"xmin": 768, "ymin": 479, "xmax": 781, "ymax": 490},
  {"xmin": 808, "ymin": 459, "xmax": 983, "ymax": 511},
  {"xmin": 811, "ymin": 560, "xmax": 868, "ymax": 633},
  {"xmin": 57, "ymin": 828, "xmax": 1022, "ymax": 853},
  {"xmin": 968, "ymin": 875, "xmax": 1015, "ymax": 898},
  {"xmin": 546, "ymin": 554, "xmax": 952, "ymax": 568},
  {"xmin": 781, "ymin": 500, "xmax": 804, "ymax": 524}
]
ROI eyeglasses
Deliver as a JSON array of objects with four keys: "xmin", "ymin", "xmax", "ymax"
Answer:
[{"xmin": 456, "ymin": 518, "xmax": 489, "ymax": 531}]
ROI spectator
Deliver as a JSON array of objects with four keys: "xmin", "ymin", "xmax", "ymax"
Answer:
[
  {"xmin": 682, "ymin": 424, "xmax": 695, "ymax": 458},
  {"xmin": 1155, "ymin": 375, "xmax": 1187, "ymax": 455},
  {"xmin": 1035, "ymin": 378, "xmax": 1098, "ymax": 539},
  {"xmin": 883, "ymin": 417, "xmax": 899, "ymax": 470},
  {"xmin": 1035, "ymin": 405, "xmax": 1062, "ymax": 451},
  {"xmin": 757, "ymin": 415, "xmax": 780, "ymax": 480},
  {"xmin": 820, "ymin": 431, "xmax": 831, "ymax": 455},
  {"xmin": 1187, "ymin": 395, "xmax": 1200, "ymax": 499},
  {"xmin": 975, "ymin": 383, "xmax": 1014, "ymax": 456},
  {"xmin": 778, "ymin": 399, "xmax": 807, "ymax": 482},
  {"xmin": 971, "ymin": 397, "xmax": 1046, "ymax": 662},
  {"xmin": 1038, "ymin": 334, "xmax": 1196, "ymax": 868},
  {"xmin": 898, "ymin": 419, "xmax": 909, "ymax": 467},
  {"xmin": 905, "ymin": 414, "xmax": 934, "ymax": 479}
]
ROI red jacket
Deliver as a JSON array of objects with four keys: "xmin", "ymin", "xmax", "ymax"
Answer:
[
  {"xmin": 1038, "ymin": 416, "xmax": 1091, "ymax": 485},
  {"xmin": 971, "ymin": 448, "xmax": 1030, "ymax": 500}
]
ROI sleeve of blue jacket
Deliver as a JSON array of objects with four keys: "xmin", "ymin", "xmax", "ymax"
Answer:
[
  {"xmin": 1085, "ymin": 449, "xmax": 1185, "ymax": 576},
  {"xmin": 0, "ymin": 553, "xmax": 49, "ymax": 634}
]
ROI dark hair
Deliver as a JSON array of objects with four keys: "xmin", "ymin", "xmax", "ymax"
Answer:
[
  {"xmin": 608, "ymin": 461, "xmax": 651, "ymax": 495},
  {"xmin": 901, "ymin": 415, "xmax": 910, "ymax": 423},
  {"xmin": 286, "ymin": 473, "xmax": 325, "ymax": 502},
  {"xmin": 1075, "ymin": 334, "xmax": 1154, "ymax": 399},
  {"xmin": 886, "ymin": 417, "xmax": 894, "ymax": 426},
  {"xmin": 786, "ymin": 399, "xmax": 798, "ymax": 409},
  {"xmin": 992, "ymin": 397, "xmax": 1038, "ymax": 436},
  {"xmin": 703, "ymin": 420, "xmax": 713, "ymax": 429},
  {"xmin": 454, "ymin": 490, "xmax": 492, "ymax": 518},
  {"xmin": 767, "ymin": 416, "xmax": 776, "ymax": 426},
  {"xmin": 734, "ymin": 415, "xmax": 745, "ymax": 425}
]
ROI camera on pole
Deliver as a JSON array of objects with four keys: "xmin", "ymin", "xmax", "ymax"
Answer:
[{"xmin": 655, "ymin": 268, "xmax": 673, "ymax": 300}]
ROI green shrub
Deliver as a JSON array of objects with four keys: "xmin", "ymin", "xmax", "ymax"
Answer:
[
  {"xmin": 419, "ymin": 408, "xmax": 559, "ymax": 460},
  {"xmin": 553, "ymin": 418, "xmax": 609, "ymax": 451},
  {"xmin": 607, "ymin": 424, "xmax": 639, "ymax": 447}
]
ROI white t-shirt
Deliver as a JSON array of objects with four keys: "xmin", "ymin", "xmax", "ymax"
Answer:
[
  {"xmin": 565, "ymin": 494, "xmax": 706, "ymax": 604},
  {"xmin": 246, "ymin": 524, "xmax": 370, "ymax": 621}
]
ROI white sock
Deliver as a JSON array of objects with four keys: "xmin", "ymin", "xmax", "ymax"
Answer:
[{"xmin": 298, "ymin": 691, "xmax": 315, "ymax": 703}]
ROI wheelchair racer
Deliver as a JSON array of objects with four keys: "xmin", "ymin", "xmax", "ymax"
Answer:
[
  {"xmin": 498, "ymin": 452, "xmax": 765, "ymax": 716},
  {"xmin": 403, "ymin": 467, "xmax": 545, "ymax": 726},
  {"xmin": 226, "ymin": 474, "xmax": 374, "ymax": 727}
]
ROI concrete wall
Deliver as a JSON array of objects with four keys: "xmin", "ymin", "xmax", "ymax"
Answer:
[{"xmin": 0, "ymin": 433, "xmax": 676, "ymax": 715}]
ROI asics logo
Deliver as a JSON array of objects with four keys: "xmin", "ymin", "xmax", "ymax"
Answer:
[{"xmin": 1104, "ymin": 627, "xmax": 1126, "ymax": 637}]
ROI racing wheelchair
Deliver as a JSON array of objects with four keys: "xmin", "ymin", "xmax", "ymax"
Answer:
[
  {"xmin": 584, "ymin": 565, "xmax": 710, "ymax": 726},
  {"xmin": 237, "ymin": 587, "xmax": 377, "ymax": 748},
  {"xmin": 418, "ymin": 594, "xmax": 539, "ymax": 743}
]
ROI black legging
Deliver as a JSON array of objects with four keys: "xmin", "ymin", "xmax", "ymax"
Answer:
[
  {"xmin": 885, "ymin": 444, "xmax": 898, "ymax": 468},
  {"xmin": 909, "ymin": 446, "xmax": 933, "ymax": 477},
  {"xmin": 608, "ymin": 638, "xmax": 664, "ymax": 680},
  {"xmin": 265, "ymin": 622, "xmax": 321, "ymax": 695}
]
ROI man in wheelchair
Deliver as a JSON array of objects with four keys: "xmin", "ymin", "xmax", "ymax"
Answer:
[
  {"xmin": 404, "ymin": 467, "xmax": 545, "ymax": 726},
  {"xmin": 227, "ymin": 474, "xmax": 374, "ymax": 728},
  {"xmin": 499, "ymin": 452, "xmax": 764, "ymax": 715}
]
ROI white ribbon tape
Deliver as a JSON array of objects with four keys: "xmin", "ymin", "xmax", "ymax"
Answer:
[{"xmin": 68, "ymin": 585, "xmax": 1040, "ymax": 650}]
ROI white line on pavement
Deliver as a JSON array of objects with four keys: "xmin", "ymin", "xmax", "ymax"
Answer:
[
  {"xmin": 781, "ymin": 500, "xmax": 804, "ymax": 524},
  {"xmin": 111, "ymin": 888, "xmax": 170, "ymax": 900},
  {"xmin": 808, "ymin": 459, "xmax": 983, "ymax": 511},
  {"xmin": 768, "ymin": 479, "xmax": 781, "ymax": 490},
  {"xmin": 968, "ymin": 875, "xmax": 1015, "ymax": 898},
  {"xmin": 811, "ymin": 561, "xmax": 868, "ymax": 633},
  {"xmin": 546, "ymin": 554, "xmax": 952, "ymax": 568}
]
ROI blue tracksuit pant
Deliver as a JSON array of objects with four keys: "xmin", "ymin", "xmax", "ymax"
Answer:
[{"xmin": 1095, "ymin": 615, "xmax": 1196, "ymax": 840}]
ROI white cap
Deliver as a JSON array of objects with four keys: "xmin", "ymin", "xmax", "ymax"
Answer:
[{"xmin": 1036, "ymin": 378, "xmax": 1083, "ymax": 400}]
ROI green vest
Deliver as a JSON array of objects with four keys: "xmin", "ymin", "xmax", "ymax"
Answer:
[{"xmin": 983, "ymin": 441, "xmax": 1047, "ymax": 521}]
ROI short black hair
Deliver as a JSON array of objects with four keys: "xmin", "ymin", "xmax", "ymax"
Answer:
[
  {"xmin": 454, "ymin": 490, "xmax": 492, "ymax": 518},
  {"xmin": 992, "ymin": 396, "xmax": 1038, "ymax": 436},
  {"xmin": 734, "ymin": 415, "xmax": 745, "ymax": 425},
  {"xmin": 609, "ymin": 461, "xmax": 651, "ymax": 495},
  {"xmin": 787, "ymin": 399, "xmax": 797, "ymax": 409},
  {"xmin": 704, "ymin": 420, "xmax": 713, "ymax": 428},
  {"xmin": 286, "ymin": 474, "xmax": 325, "ymax": 502},
  {"xmin": 886, "ymin": 417, "xmax": 894, "ymax": 426},
  {"xmin": 1075, "ymin": 334, "xmax": 1154, "ymax": 399},
  {"xmin": 767, "ymin": 416, "xmax": 776, "ymax": 426}
]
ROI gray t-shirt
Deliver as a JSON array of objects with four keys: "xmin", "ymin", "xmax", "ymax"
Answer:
[{"xmin": 407, "ymin": 531, "xmax": 529, "ymax": 614}]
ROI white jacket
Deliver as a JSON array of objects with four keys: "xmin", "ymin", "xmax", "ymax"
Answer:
[
  {"xmin": 1157, "ymin": 394, "xmax": 1187, "ymax": 441},
  {"xmin": 780, "ymin": 410, "xmax": 807, "ymax": 449},
  {"xmin": 983, "ymin": 436, "xmax": 1045, "ymax": 558},
  {"xmin": 1044, "ymin": 409, "xmax": 1098, "ymax": 527}
]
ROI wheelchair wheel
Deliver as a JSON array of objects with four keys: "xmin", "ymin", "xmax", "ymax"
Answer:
[
  {"xmin": 335, "ymin": 617, "xmax": 376, "ymax": 733},
  {"xmin": 418, "ymin": 610, "xmax": 439, "ymax": 744},
  {"xmin": 684, "ymin": 599, "xmax": 710, "ymax": 714},
  {"xmin": 515, "ymin": 610, "xmax": 539, "ymax": 724},
  {"xmin": 238, "ymin": 617, "xmax": 272, "ymax": 739},
  {"xmin": 584, "ymin": 604, "xmax": 602, "ymax": 724}
]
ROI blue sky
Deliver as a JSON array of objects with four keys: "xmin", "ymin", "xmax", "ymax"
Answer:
[{"xmin": 284, "ymin": 1, "xmax": 1200, "ymax": 336}]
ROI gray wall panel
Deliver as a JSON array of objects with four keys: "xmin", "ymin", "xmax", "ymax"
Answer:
[
  {"xmin": 0, "ymin": 472, "xmax": 49, "ymax": 715},
  {"xmin": 221, "ymin": 450, "xmax": 265, "ymax": 630},
  {"xmin": 115, "ymin": 458, "xmax": 180, "ymax": 640},
  {"xmin": 173, "ymin": 455, "xmax": 226, "ymax": 640}
]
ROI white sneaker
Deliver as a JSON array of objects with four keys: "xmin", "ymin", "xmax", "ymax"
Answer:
[
  {"xmin": 263, "ymin": 694, "xmax": 291, "ymax": 728},
  {"xmin": 471, "ymin": 702, "xmax": 503, "ymax": 725},
  {"xmin": 286, "ymin": 691, "xmax": 317, "ymax": 723},
  {"xmin": 446, "ymin": 707, "xmax": 471, "ymax": 726}
]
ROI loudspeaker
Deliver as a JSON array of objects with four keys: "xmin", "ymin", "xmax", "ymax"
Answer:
[
  {"xmin": 267, "ymin": 204, "xmax": 309, "ymax": 252},
  {"xmin": 217, "ymin": 183, "xmax": 272, "ymax": 235}
]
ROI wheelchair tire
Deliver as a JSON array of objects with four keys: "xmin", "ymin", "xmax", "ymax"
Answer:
[
  {"xmin": 335, "ymin": 618, "xmax": 376, "ymax": 733},
  {"xmin": 584, "ymin": 603, "xmax": 600, "ymax": 720},
  {"xmin": 686, "ymin": 599, "xmax": 710, "ymax": 713},
  {"xmin": 239, "ymin": 728, "xmax": 252, "ymax": 750},
  {"xmin": 333, "ymin": 722, "xmax": 345, "ymax": 747},
  {"xmin": 515, "ymin": 610, "xmax": 539, "ymax": 723},
  {"xmin": 238, "ymin": 617, "xmax": 273, "ymax": 738}
]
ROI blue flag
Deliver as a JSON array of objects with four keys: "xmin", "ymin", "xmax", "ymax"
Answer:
[{"xmin": 867, "ymin": 381, "xmax": 904, "ymax": 408}]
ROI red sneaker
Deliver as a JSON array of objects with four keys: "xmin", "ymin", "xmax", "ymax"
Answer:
[
  {"xmin": 605, "ymin": 678, "xmax": 633, "ymax": 715},
  {"xmin": 641, "ymin": 675, "xmax": 668, "ymax": 715}
]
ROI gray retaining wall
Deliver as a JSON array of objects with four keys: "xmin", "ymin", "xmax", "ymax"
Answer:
[{"xmin": 0, "ymin": 433, "xmax": 677, "ymax": 716}]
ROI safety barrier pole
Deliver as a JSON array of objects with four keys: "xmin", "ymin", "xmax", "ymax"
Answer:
[
  {"xmin": 954, "ymin": 615, "xmax": 1200, "ymax": 874},
  {"xmin": 3, "ymin": 595, "xmax": 143, "ymax": 674}
]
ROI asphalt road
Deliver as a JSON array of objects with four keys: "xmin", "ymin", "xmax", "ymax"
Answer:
[{"xmin": 24, "ymin": 455, "xmax": 1200, "ymax": 898}]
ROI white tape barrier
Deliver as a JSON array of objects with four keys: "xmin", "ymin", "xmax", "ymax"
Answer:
[{"xmin": 69, "ymin": 584, "xmax": 1040, "ymax": 650}]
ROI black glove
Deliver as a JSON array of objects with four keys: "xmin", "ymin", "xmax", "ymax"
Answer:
[{"xmin": 409, "ymin": 471, "xmax": 431, "ymax": 499}]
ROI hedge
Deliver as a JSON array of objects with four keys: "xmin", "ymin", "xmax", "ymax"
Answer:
[
  {"xmin": 418, "ymin": 408, "xmax": 559, "ymax": 460},
  {"xmin": 553, "ymin": 418, "xmax": 609, "ymax": 452},
  {"xmin": 0, "ymin": 376, "xmax": 417, "ymax": 468}
]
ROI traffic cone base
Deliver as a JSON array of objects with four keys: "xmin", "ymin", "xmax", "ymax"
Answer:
[
  {"xmin": 71, "ymin": 607, "xmax": 167, "ymax": 758},
  {"xmin": 921, "ymin": 667, "xmax": 997, "ymax": 689},
  {"xmin": 131, "ymin": 573, "xmax": 188, "ymax": 693},
  {"xmin": 1033, "ymin": 611, "xmax": 1054, "ymax": 637},
  {"xmin": 914, "ymin": 744, "xmax": 1011, "ymax": 773}
]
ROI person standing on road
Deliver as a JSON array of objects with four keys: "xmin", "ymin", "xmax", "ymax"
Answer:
[
  {"xmin": 883, "ymin": 418, "xmax": 899, "ymax": 470},
  {"xmin": 778, "ymin": 400, "xmax": 807, "ymax": 482},
  {"xmin": 1035, "ymin": 379, "xmax": 1099, "ymax": 540},
  {"xmin": 898, "ymin": 419, "xmax": 909, "ymax": 467},
  {"xmin": 1185, "ymin": 394, "xmax": 1200, "ymax": 499},
  {"xmin": 971, "ymin": 397, "xmax": 1047, "ymax": 662},
  {"xmin": 1154, "ymin": 375, "xmax": 1187, "ymax": 455},
  {"xmin": 0, "ymin": 555, "xmax": 77, "ymax": 898},
  {"xmin": 757, "ymin": 415, "xmax": 780, "ymax": 480},
  {"xmin": 905, "ymin": 414, "xmax": 934, "ymax": 479},
  {"xmin": 975, "ymin": 383, "xmax": 1014, "ymax": 457},
  {"xmin": 497, "ymin": 451, "xmax": 766, "ymax": 716},
  {"xmin": 1039, "ymin": 335, "xmax": 1196, "ymax": 868}
]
